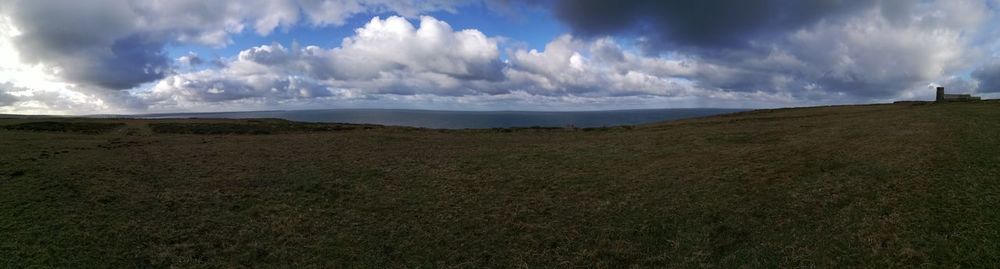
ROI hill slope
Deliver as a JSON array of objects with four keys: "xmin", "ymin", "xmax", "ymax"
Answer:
[{"xmin": 1, "ymin": 102, "xmax": 998, "ymax": 267}]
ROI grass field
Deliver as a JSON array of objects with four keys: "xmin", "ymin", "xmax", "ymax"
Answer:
[{"xmin": 1, "ymin": 102, "xmax": 999, "ymax": 267}]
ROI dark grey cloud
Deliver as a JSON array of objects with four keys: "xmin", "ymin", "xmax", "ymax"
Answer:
[
  {"xmin": 548, "ymin": 0, "xmax": 881, "ymax": 50},
  {"xmin": 536, "ymin": 0, "xmax": 990, "ymax": 100},
  {"xmin": 972, "ymin": 58, "xmax": 1000, "ymax": 93},
  {"xmin": 0, "ymin": 83, "xmax": 22, "ymax": 107},
  {"xmin": 5, "ymin": 0, "xmax": 170, "ymax": 90},
  {"xmin": 0, "ymin": 93, "xmax": 18, "ymax": 107},
  {"xmin": 75, "ymin": 35, "xmax": 170, "ymax": 89},
  {"xmin": 19, "ymin": 33, "xmax": 169, "ymax": 90},
  {"xmin": 934, "ymin": 76, "xmax": 980, "ymax": 95}
]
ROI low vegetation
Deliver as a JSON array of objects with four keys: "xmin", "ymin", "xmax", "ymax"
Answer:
[
  {"xmin": 1, "ymin": 121, "xmax": 125, "ymax": 134},
  {"xmin": 147, "ymin": 119, "xmax": 379, "ymax": 134},
  {"xmin": 1, "ymin": 102, "xmax": 999, "ymax": 267}
]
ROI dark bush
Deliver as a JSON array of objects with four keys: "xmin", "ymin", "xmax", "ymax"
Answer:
[
  {"xmin": 148, "ymin": 120, "xmax": 374, "ymax": 135},
  {"xmin": 2, "ymin": 121, "xmax": 125, "ymax": 134}
]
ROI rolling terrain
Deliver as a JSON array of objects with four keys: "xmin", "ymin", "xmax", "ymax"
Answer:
[{"xmin": 1, "ymin": 102, "xmax": 999, "ymax": 267}]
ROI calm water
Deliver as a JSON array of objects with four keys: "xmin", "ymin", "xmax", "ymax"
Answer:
[{"xmin": 139, "ymin": 108, "xmax": 746, "ymax": 129}]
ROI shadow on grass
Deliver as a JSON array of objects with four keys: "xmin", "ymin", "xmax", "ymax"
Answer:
[
  {"xmin": 148, "ymin": 119, "xmax": 379, "ymax": 135},
  {"xmin": 2, "ymin": 121, "xmax": 125, "ymax": 134}
]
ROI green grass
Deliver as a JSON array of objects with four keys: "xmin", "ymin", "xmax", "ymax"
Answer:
[{"xmin": 1, "ymin": 102, "xmax": 999, "ymax": 267}]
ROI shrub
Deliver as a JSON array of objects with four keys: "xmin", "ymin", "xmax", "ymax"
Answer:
[{"xmin": 2, "ymin": 121, "xmax": 124, "ymax": 134}]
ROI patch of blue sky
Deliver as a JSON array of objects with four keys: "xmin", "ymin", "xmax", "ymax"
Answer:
[{"xmin": 427, "ymin": 3, "xmax": 567, "ymax": 53}]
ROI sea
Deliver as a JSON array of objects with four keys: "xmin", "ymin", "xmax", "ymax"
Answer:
[{"xmin": 137, "ymin": 108, "xmax": 746, "ymax": 129}]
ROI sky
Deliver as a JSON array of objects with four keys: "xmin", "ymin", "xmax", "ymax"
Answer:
[{"xmin": 2, "ymin": 0, "xmax": 1000, "ymax": 114}]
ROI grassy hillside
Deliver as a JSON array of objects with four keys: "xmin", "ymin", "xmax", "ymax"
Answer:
[{"xmin": 1, "ymin": 102, "xmax": 998, "ymax": 267}]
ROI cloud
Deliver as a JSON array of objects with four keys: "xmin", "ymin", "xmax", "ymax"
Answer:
[
  {"xmin": 504, "ymin": 35, "xmax": 697, "ymax": 97},
  {"xmin": 3, "ymin": 0, "xmax": 170, "ymax": 90},
  {"xmin": 235, "ymin": 16, "xmax": 505, "ymax": 82},
  {"xmin": 147, "ymin": 16, "xmax": 799, "ymax": 110},
  {"xmin": 547, "ymin": 0, "xmax": 882, "ymax": 50},
  {"xmin": 146, "ymin": 69, "xmax": 333, "ymax": 105},
  {"xmin": 930, "ymin": 76, "xmax": 980, "ymax": 96},
  {"xmin": 150, "ymin": 16, "xmax": 507, "ymax": 105},
  {"xmin": 0, "ymin": 0, "xmax": 471, "ymax": 91},
  {"xmin": 298, "ymin": 0, "xmax": 467, "ymax": 26},
  {"xmin": 537, "ymin": 0, "xmax": 993, "ymax": 99},
  {"xmin": 177, "ymin": 52, "xmax": 203, "ymax": 66},
  {"xmin": 2, "ymin": 1, "xmax": 998, "ymax": 113},
  {"xmin": 0, "ymin": 82, "xmax": 148, "ymax": 114},
  {"xmin": 69, "ymin": 34, "xmax": 171, "ymax": 90},
  {"xmin": 0, "ymin": 82, "xmax": 22, "ymax": 107},
  {"xmin": 328, "ymin": 16, "xmax": 504, "ymax": 81},
  {"xmin": 972, "ymin": 58, "xmax": 1000, "ymax": 93}
]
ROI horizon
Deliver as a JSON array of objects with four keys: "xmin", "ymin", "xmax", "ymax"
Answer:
[
  {"xmin": 3, "ymin": 1, "xmax": 1000, "ymax": 115},
  {"xmin": 16, "ymin": 107, "xmax": 749, "ymax": 117}
]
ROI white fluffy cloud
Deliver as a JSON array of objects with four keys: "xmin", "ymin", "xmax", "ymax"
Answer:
[
  {"xmin": 308, "ymin": 16, "xmax": 503, "ymax": 81},
  {"xmin": 505, "ymin": 35, "xmax": 703, "ymax": 97},
  {"xmin": 150, "ymin": 16, "xmax": 507, "ymax": 105},
  {"xmin": 0, "ymin": 82, "xmax": 144, "ymax": 114},
  {"xmin": 145, "ymin": 16, "xmax": 801, "ymax": 110}
]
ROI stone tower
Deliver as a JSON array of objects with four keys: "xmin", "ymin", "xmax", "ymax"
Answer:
[{"xmin": 936, "ymin": 87, "xmax": 945, "ymax": 102}]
